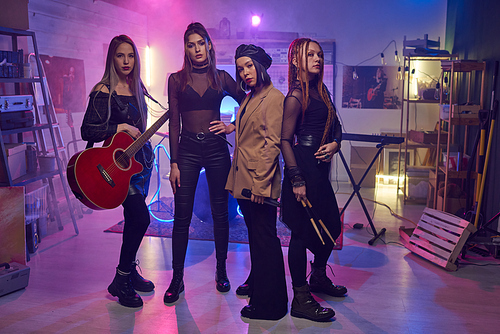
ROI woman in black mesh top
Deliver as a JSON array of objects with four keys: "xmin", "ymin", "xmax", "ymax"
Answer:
[
  {"xmin": 164, "ymin": 22, "xmax": 245, "ymax": 303},
  {"xmin": 81, "ymin": 35, "xmax": 155, "ymax": 308},
  {"xmin": 281, "ymin": 38, "xmax": 347, "ymax": 321}
]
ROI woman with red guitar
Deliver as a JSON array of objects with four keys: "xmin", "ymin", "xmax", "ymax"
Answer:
[
  {"xmin": 164, "ymin": 22, "xmax": 245, "ymax": 303},
  {"xmin": 81, "ymin": 35, "xmax": 155, "ymax": 308}
]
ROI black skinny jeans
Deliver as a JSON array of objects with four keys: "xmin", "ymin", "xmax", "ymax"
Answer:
[
  {"xmin": 118, "ymin": 193, "xmax": 151, "ymax": 272},
  {"xmin": 172, "ymin": 132, "xmax": 231, "ymax": 269}
]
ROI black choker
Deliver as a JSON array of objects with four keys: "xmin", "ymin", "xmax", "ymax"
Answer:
[
  {"xmin": 193, "ymin": 60, "xmax": 209, "ymax": 68},
  {"xmin": 192, "ymin": 66, "xmax": 209, "ymax": 74}
]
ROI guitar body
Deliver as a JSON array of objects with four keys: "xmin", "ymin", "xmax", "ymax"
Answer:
[
  {"xmin": 67, "ymin": 132, "xmax": 143, "ymax": 210},
  {"xmin": 367, "ymin": 87, "xmax": 378, "ymax": 101}
]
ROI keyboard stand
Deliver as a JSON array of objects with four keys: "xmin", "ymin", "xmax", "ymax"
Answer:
[{"xmin": 339, "ymin": 147, "xmax": 387, "ymax": 245}]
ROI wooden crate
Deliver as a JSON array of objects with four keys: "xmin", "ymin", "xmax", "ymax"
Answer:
[
  {"xmin": 451, "ymin": 104, "xmax": 481, "ymax": 119},
  {"xmin": 399, "ymin": 207, "xmax": 476, "ymax": 271},
  {"xmin": 409, "ymin": 130, "xmax": 447, "ymax": 144}
]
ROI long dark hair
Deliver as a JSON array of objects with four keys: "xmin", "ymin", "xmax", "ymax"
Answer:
[
  {"xmin": 288, "ymin": 38, "xmax": 336, "ymax": 145},
  {"xmin": 178, "ymin": 22, "xmax": 222, "ymax": 92},
  {"xmin": 92, "ymin": 35, "xmax": 147, "ymax": 127}
]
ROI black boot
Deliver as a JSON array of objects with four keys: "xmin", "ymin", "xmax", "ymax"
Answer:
[
  {"xmin": 107, "ymin": 268, "xmax": 143, "ymax": 308},
  {"xmin": 236, "ymin": 276, "xmax": 251, "ymax": 296},
  {"xmin": 309, "ymin": 261, "xmax": 347, "ymax": 297},
  {"xmin": 215, "ymin": 260, "xmax": 230, "ymax": 292},
  {"xmin": 164, "ymin": 268, "xmax": 184, "ymax": 303},
  {"xmin": 130, "ymin": 261, "xmax": 155, "ymax": 292},
  {"xmin": 290, "ymin": 284, "xmax": 335, "ymax": 321}
]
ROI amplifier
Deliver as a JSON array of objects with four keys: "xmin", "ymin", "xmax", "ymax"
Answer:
[
  {"xmin": 0, "ymin": 95, "xmax": 33, "ymax": 113},
  {"xmin": 0, "ymin": 262, "xmax": 30, "ymax": 297}
]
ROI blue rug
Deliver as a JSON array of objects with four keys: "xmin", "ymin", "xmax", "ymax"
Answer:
[{"xmin": 104, "ymin": 197, "xmax": 292, "ymax": 246}]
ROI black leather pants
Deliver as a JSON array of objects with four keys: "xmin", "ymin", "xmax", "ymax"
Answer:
[{"xmin": 172, "ymin": 131, "xmax": 231, "ymax": 269}]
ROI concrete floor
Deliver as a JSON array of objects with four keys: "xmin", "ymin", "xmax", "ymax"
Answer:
[{"xmin": 1, "ymin": 178, "xmax": 500, "ymax": 334}]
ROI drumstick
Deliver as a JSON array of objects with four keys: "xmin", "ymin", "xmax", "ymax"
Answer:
[
  {"xmin": 305, "ymin": 198, "xmax": 336, "ymax": 245},
  {"xmin": 301, "ymin": 199, "xmax": 325, "ymax": 245}
]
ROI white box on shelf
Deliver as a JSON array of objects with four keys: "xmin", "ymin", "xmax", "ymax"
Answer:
[{"xmin": 0, "ymin": 143, "xmax": 27, "ymax": 181}]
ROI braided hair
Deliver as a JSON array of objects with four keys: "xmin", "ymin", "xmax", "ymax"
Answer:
[{"xmin": 288, "ymin": 38, "xmax": 336, "ymax": 145}]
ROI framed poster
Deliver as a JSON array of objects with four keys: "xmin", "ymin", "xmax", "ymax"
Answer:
[{"xmin": 342, "ymin": 66, "xmax": 400, "ymax": 109}]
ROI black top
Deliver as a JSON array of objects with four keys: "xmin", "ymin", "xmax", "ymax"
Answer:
[
  {"xmin": 81, "ymin": 90, "xmax": 153, "ymax": 166},
  {"xmin": 281, "ymin": 81, "xmax": 342, "ymax": 170},
  {"xmin": 168, "ymin": 67, "xmax": 245, "ymax": 162}
]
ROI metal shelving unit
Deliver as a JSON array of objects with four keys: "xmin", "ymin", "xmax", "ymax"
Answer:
[{"xmin": 0, "ymin": 26, "xmax": 78, "ymax": 234}]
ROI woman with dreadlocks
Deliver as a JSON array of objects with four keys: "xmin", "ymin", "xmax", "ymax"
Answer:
[{"xmin": 280, "ymin": 38, "xmax": 347, "ymax": 322}]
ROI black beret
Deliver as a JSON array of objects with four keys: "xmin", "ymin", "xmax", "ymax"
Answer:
[{"xmin": 235, "ymin": 44, "xmax": 272, "ymax": 69}]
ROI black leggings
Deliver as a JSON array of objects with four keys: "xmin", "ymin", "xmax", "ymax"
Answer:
[
  {"xmin": 118, "ymin": 193, "xmax": 151, "ymax": 272},
  {"xmin": 172, "ymin": 133, "xmax": 231, "ymax": 269},
  {"xmin": 288, "ymin": 231, "xmax": 333, "ymax": 287}
]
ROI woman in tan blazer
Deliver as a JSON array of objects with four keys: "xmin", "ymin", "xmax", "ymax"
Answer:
[{"xmin": 225, "ymin": 44, "xmax": 287, "ymax": 320}]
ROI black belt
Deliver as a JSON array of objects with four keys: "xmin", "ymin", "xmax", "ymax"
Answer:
[
  {"xmin": 297, "ymin": 135, "xmax": 322, "ymax": 147},
  {"xmin": 181, "ymin": 130, "xmax": 232, "ymax": 147}
]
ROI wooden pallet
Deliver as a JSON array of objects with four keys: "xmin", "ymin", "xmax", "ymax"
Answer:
[{"xmin": 399, "ymin": 207, "xmax": 477, "ymax": 271}]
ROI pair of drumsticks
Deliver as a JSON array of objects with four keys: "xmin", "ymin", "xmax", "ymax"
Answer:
[{"xmin": 300, "ymin": 198, "xmax": 336, "ymax": 246}]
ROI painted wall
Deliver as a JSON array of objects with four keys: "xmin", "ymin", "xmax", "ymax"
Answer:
[{"xmin": 24, "ymin": 0, "xmax": 448, "ymax": 182}]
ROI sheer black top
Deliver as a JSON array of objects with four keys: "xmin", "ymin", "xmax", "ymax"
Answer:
[
  {"xmin": 168, "ymin": 67, "xmax": 245, "ymax": 162},
  {"xmin": 281, "ymin": 81, "xmax": 342, "ymax": 169}
]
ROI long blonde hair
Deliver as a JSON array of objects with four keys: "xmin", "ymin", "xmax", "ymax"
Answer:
[
  {"xmin": 92, "ymin": 35, "xmax": 147, "ymax": 129},
  {"xmin": 288, "ymin": 38, "xmax": 336, "ymax": 145}
]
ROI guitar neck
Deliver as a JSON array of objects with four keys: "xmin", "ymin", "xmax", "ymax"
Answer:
[{"xmin": 126, "ymin": 110, "xmax": 169, "ymax": 157}]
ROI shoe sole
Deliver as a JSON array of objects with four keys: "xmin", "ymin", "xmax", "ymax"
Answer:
[
  {"xmin": 290, "ymin": 309, "xmax": 334, "ymax": 322},
  {"xmin": 235, "ymin": 290, "xmax": 249, "ymax": 296},
  {"xmin": 107, "ymin": 285, "xmax": 143, "ymax": 308},
  {"xmin": 216, "ymin": 284, "xmax": 231, "ymax": 293}
]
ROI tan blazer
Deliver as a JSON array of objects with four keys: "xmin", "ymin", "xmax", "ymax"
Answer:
[{"xmin": 226, "ymin": 83, "xmax": 284, "ymax": 200}]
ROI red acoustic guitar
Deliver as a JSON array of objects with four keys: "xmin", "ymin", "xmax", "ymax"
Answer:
[
  {"xmin": 67, "ymin": 110, "xmax": 169, "ymax": 210},
  {"xmin": 367, "ymin": 82, "xmax": 382, "ymax": 101}
]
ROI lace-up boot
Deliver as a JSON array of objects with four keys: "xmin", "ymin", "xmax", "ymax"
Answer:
[
  {"xmin": 308, "ymin": 261, "xmax": 347, "ymax": 297},
  {"xmin": 291, "ymin": 284, "xmax": 335, "ymax": 321},
  {"xmin": 107, "ymin": 268, "xmax": 143, "ymax": 308},
  {"xmin": 130, "ymin": 261, "xmax": 155, "ymax": 292},
  {"xmin": 215, "ymin": 260, "xmax": 230, "ymax": 292},
  {"xmin": 164, "ymin": 267, "xmax": 184, "ymax": 303}
]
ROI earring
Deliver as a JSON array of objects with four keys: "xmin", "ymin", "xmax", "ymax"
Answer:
[
  {"xmin": 261, "ymin": 72, "xmax": 265, "ymax": 82},
  {"xmin": 240, "ymin": 80, "xmax": 247, "ymax": 92}
]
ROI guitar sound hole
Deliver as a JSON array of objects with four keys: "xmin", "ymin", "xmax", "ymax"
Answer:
[{"xmin": 114, "ymin": 151, "xmax": 130, "ymax": 169}]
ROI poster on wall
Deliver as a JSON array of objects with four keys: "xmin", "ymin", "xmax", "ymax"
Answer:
[
  {"xmin": 40, "ymin": 55, "xmax": 86, "ymax": 115},
  {"xmin": 342, "ymin": 66, "xmax": 400, "ymax": 109}
]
